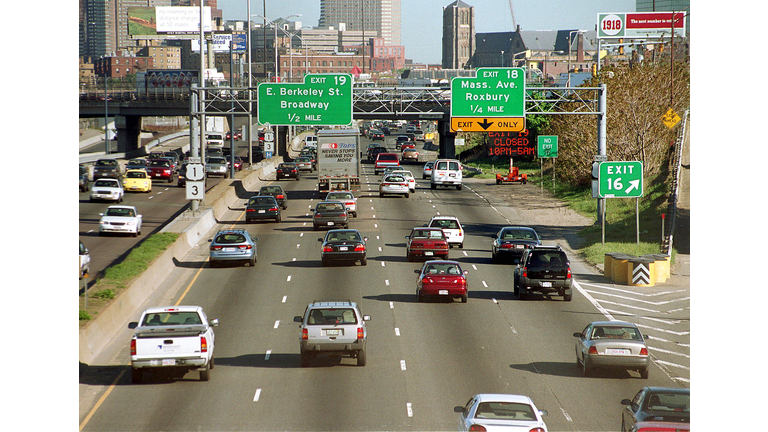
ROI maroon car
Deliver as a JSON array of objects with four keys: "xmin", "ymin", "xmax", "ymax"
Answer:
[
  {"xmin": 146, "ymin": 159, "xmax": 174, "ymax": 183},
  {"xmin": 415, "ymin": 260, "xmax": 468, "ymax": 303},
  {"xmin": 405, "ymin": 227, "xmax": 449, "ymax": 261}
]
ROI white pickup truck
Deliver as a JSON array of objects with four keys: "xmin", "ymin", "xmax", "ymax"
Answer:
[{"xmin": 128, "ymin": 305, "xmax": 218, "ymax": 383}]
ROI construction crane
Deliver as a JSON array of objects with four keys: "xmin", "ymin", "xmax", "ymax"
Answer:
[{"xmin": 507, "ymin": 0, "xmax": 517, "ymax": 29}]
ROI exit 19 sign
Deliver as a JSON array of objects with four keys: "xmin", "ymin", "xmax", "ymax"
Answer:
[
  {"xmin": 598, "ymin": 161, "xmax": 643, "ymax": 198},
  {"xmin": 257, "ymin": 73, "xmax": 352, "ymax": 126}
]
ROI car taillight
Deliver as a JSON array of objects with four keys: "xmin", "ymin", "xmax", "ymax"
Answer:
[
  {"xmin": 345, "ymin": 201, "xmax": 354, "ymax": 207},
  {"xmin": 200, "ymin": 336, "xmax": 208, "ymax": 353},
  {"xmin": 354, "ymin": 244, "xmax": 365, "ymax": 252},
  {"xmin": 210, "ymin": 246, "xmax": 222, "ymax": 251},
  {"xmin": 437, "ymin": 243, "xmax": 448, "ymax": 249},
  {"xmin": 238, "ymin": 245, "xmax": 252, "ymax": 250},
  {"xmin": 468, "ymin": 425, "xmax": 487, "ymax": 432},
  {"xmin": 277, "ymin": 194, "xmax": 285, "ymax": 199},
  {"xmin": 501, "ymin": 244, "xmax": 513, "ymax": 249},
  {"xmin": 164, "ymin": 169, "xmax": 171, "ymax": 174},
  {"xmin": 269, "ymin": 207, "xmax": 279, "ymax": 212},
  {"xmin": 588, "ymin": 346, "xmax": 598, "ymax": 355},
  {"xmin": 315, "ymin": 213, "xmax": 322, "ymax": 218},
  {"xmin": 640, "ymin": 347, "xmax": 648, "ymax": 356},
  {"xmin": 522, "ymin": 267, "xmax": 528, "ymax": 278},
  {"xmin": 529, "ymin": 428, "xmax": 546, "ymax": 432},
  {"xmin": 246, "ymin": 208, "xmax": 255, "ymax": 212},
  {"xmin": 323, "ymin": 246, "xmax": 334, "ymax": 252},
  {"xmin": 341, "ymin": 212, "xmax": 347, "ymax": 217},
  {"xmin": 357, "ymin": 327, "xmax": 364, "ymax": 340},
  {"xmin": 301, "ymin": 328, "xmax": 308, "ymax": 340},
  {"xmin": 566, "ymin": 267, "xmax": 572, "ymax": 279},
  {"xmin": 130, "ymin": 338, "xmax": 136, "ymax": 356}
]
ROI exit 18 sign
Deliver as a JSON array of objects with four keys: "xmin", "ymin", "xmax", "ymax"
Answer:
[
  {"xmin": 257, "ymin": 73, "xmax": 352, "ymax": 126},
  {"xmin": 598, "ymin": 161, "xmax": 643, "ymax": 198}
]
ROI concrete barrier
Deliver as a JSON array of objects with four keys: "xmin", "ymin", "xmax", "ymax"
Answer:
[{"xmin": 79, "ymin": 159, "xmax": 279, "ymax": 365}]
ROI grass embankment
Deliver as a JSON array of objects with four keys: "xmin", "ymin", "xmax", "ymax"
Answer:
[
  {"xmin": 463, "ymin": 158, "xmax": 676, "ymax": 268},
  {"xmin": 79, "ymin": 232, "xmax": 180, "ymax": 323}
]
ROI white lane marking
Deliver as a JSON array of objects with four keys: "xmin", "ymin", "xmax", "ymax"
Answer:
[
  {"xmin": 510, "ymin": 326, "xmax": 517, "ymax": 334},
  {"xmin": 385, "ymin": 280, "xmax": 390, "ymax": 286},
  {"xmin": 282, "ymin": 296, "xmax": 287, "ymax": 303},
  {"xmin": 400, "ymin": 360, "xmax": 407, "ymax": 371},
  {"xmin": 463, "ymin": 251, "xmax": 468, "ymax": 256},
  {"xmin": 472, "ymin": 264, "xmax": 477, "ymax": 270},
  {"xmin": 560, "ymin": 408, "xmax": 573, "ymax": 422},
  {"xmin": 389, "ymin": 302, "xmax": 394, "ymax": 309},
  {"xmin": 296, "ymin": 244, "xmax": 301, "ymax": 249},
  {"xmin": 406, "ymin": 403, "xmax": 413, "ymax": 417},
  {"xmin": 381, "ymin": 261, "xmax": 385, "ymax": 267},
  {"xmin": 378, "ymin": 247, "xmax": 383, "ymax": 252},
  {"xmin": 287, "ymin": 275, "xmax": 292, "ymax": 282},
  {"xmin": 292, "ymin": 258, "xmax": 296, "ymax": 261},
  {"xmin": 654, "ymin": 359, "xmax": 690, "ymax": 371},
  {"xmin": 374, "ymin": 224, "xmax": 378, "ymax": 228},
  {"xmin": 482, "ymin": 281, "xmax": 488, "ymax": 288},
  {"xmin": 395, "ymin": 328, "xmax": 400, "ymax": 336},
  {"xmin": 253, "ymin": 388, "xmax": 262, "ymax": 402},
  {"xmin": 376, "ymin": 236, "xmax": 380, "ymax": 240},
  {"xmin": 274, "ymin": 320, "xmax": 280, "ymax": 329},
  {"xmin": 647, "ymin": 346, "xmax": 690, "ymax": 358},
  {"xmin": 300, "ymin": 233, "xmax": 304, "ymax": 237},
  {"xmin": 573, "ymin": 280, "xmax": 615, "ymax": 321},
  {"xmin": 87, "ymin": 230, "xmax": 94, "ymax": 233},
  {"xmin": 265, "ymin": 350, "xmax": 272, "ymax": 360},
  {"xmin": 148, "ymin": 196, "xmax": 154, "ymax": 199}
]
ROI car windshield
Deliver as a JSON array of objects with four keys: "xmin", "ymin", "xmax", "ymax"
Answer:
[
  {"xmin": 93, "ymin": 180, "xmax": 118, "ymax": 187},
  {"xmin": 214, "ymin": 233, "xmax": 247, "ymax": 244},
  {"xmin": 96, "ymin": 160, "xmax": 118, "ymax": 166},
  {"xmin": 474, "ymin": 402, "xmax": 536, "ymax": 421},
  {"xmin": 278, "ymin": 164, "xmax": 295, "ymax": 169},
  {"xmin": 502, "ymin": 229, "xmax": 537, "ymax": 240},
  {"xmin": 128, "ymin": 159, "xmax": 145, "ymax": 166},
  {"xmin": 393, "ymin": 171, "xmax": 413, "ymax": 178},
  {"xmin": 105, "ymin": 207, "xmax": 135, "ymax": 217},
  {"xmin": 432, "ymin": 219, "xmax": 459, "ymax": 229},
  {"xmin": 326, "ymin": 231, "xmax": 361, "ymax": 242},
  {"xmin": 384, "ymin": 176, "xmax": 405, "ymax": 182},
  {"xmin": 412, "ymin": 230, "xmax": 444, "ymax": 240},
  {"xmin": 590, "ymin": 325, "xmax": 643, "ymax": 340},
  {"xmin": 317, "ymin": 202, "xmax": 344, "ymax": 212},
  {"xmin": 142, "ymin": 311, "xmax": 202, "ymax": 326},
  {"xmin": 208, "ymin": 157, "xmax": 226, "ymax": 164},
  {"xmin": 423, "ymin": 263, "xmax": 461, "ymax": 275},
  {"xmin": 249, "ymin": 197, "xmax": 275, "ymax": 205},
  {"xmin": 307, "ymin": 308, "xmax": 357, "ymax": 325},
  {"xmin": 261, "ymin": 186, "xmax": 282, "ymax": 194},
  {"xmin": 530, "ymin": 251, "xmax": 567, "ymax": 267},
  {"xmin": 126, "ymin": 171, "xmax": 146, "ymax": 179},
  {"xmin": 327, "ymin": 193, "xmax": 353, "ymax": 200},
  {"xmin": 149, "ymin": 160, "xmax": 169, "ymax": 167},
  {"xmin": 644, "ymin": 392, "xmax": 690, "ymax": 413},
  {"xmin": 378, "ymin": 154, "xmax": 398, "ymax": 161}
]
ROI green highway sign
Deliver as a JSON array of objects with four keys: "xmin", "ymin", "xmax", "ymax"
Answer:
[
  {"xmin": 537, "ymin": 135, "xmax": 558, "ymax": 158},
  {"xmin": 451, "ymin": 67, "xmax": 526, "ymax": 118},
  {"xmin": 598, "ymin": 161, "xmax": 643, "ymax": 198},
  {"xmin": 257, "ymin": 73, "xmax": 352, "ymax": 126}
]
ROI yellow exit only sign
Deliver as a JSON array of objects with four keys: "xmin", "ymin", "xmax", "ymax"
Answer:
[{"xmin": 450, "ymin": 117, "xmax": 525, "ymax": 132}]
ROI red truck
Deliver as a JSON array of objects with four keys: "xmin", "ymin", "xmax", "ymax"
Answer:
[
  {"xmin": 374, "ymin": 152, "xmax": 400, "ymax": 175},
  {"xmin": 147, "ymin": 159, "xmax": 174, "ymax": 183}
]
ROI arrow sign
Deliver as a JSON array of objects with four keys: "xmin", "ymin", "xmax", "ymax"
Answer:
[
  {"xmin": 477, "ymin": 119, "xmax": 494, "ymax": 130},
  {"xmin": 625, "ymin": 179, "xmax": 640, "ymax": 194},
  {"xmin": 598, "ymin": 161, "xmax": 643, "ymax": 198}
]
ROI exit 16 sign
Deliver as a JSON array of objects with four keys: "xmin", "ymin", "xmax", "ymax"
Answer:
[{"xmin": 598, "ymin": 161, "xmax": 643, "ymax": 198}]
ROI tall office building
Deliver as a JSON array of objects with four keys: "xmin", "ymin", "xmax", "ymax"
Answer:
[
  {"xmin": 442, "ymin": 1, "xmax": 475, "ymax": 69},
  {"xmin": 319, "ymin": 0, "xmax": 401, "ymax": 46}
]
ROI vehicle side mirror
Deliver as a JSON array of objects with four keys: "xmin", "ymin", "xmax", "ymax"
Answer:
[
  {"xmin": 99, "ymin": 213, "xmax": 104, "ymax": 216},
  {"xmin": 318, "ymin": 238, "xmax": 323, "ymax": 242},
  {"xmin": 209, "ymin": 318, "xmax": 219, "ymax": 327},
  {"xmin": 463, "ymin": 270, "xmax": 469, "ymax": 275},
  {"xmin": 293, "ymin": 316, "xmax": 303, "ymax": 323},
  {"xmin": 620, "ymin": 399, "xmax": 632, "ymax": 406},
  {"xmin": 414, "ymin": 269, "xmax": 420, "ymax": 274},
  {"xmin": 363, "ymin": 315, "xmax": 371, "ymax": 321},
  {"xmin": 363, "ymin": 237, "xmax": 368, "ymax": 242},
  {"xmin": 405, "ymin": 235, "xmax": 410, "ymax": 239},
  {"xmin": 539, "ymin": 410, "xmax": 548, "ymax": 417},
  {"xmin": 208, "ymin": 239, "xmax": 213, "ymax": 242},
  {"xmin": 573, "ymin": 332, "xmax": 582, "ymax": 338},
  {"xmin": 453, "ymin": 406, "xmax": 464, "ymax": 414},
  {"xmin": 128, "ymin": 322, "xmax": 138, "ymax": 329}
]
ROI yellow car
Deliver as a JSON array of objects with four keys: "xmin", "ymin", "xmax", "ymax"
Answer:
[{"xmin": 123, "ymin": 169, "xmax": 152, "ymax": 193}]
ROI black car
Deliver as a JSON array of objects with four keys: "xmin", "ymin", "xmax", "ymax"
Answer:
[
  {"xmin": 367, "ymin": 145, "xmax": 387, "ymax": 162},
  {"xmin": 311, "ymin": 200, "xmax": 349, "ymax": 230},
  {"xmin": 395, "ymin": 135, "xmax": 410, "ymax": 150},
  {"xmin": 513, "ymin": 245, "xmax": 572, "ymax": 301},
  {"xmin": 491, "ymin": 226, "xmax": 541, "ymax": 262},
  {"xmin": 620, "ymin": 387, "xmax": 690, "ymax": 432},
  {"xmin": 246, "ymin": 195, "xmax": 281, "ymax": 223},
  {"xmin": 318, "ymin": 229, "xmax": 368, "ymax": 266},
  {"xmin": 259, "ymin": 185, "xmax": 288, "ymax": 209},
  {"xmin": 276, "ymin": 162, "xmax": 300, "ymax": 180},
  {"xmin": 368, "ymin": 129, "xmax": 384, "ymax": 140},
  {"xmin": 93, "ymin": 159, "xmax": 120, "ymax": 180}
]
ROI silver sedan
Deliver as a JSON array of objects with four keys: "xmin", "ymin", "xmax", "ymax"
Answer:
[
  {"xmin": 379, "ymin": 174, "xmax": 410, "ymax": 198},
  {"xmin": 573, "ymin": 321, "xmax": 650, "ymax": 378}
]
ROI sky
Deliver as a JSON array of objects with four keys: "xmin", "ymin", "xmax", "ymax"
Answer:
[{"xmin": 217, "ymin": 0, "xmax": 636, "ymax": 64}]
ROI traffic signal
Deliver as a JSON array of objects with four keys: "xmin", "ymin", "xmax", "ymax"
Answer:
[
  {"xmin": 618, "ymin": 39, "xmax": 624, "ymax": 55},
  {"xmin": 591, "ymin": 64, "xmax": 597, "ymax": 76}
]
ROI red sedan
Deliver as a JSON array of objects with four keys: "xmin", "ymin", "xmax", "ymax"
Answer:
[
  {"xmin": 415, "ymin": 260, "xmax": 468, "ymax": 303},
  {"xmin": 405, "ymin": 227, "xmax": 449, "ymax": 261}
]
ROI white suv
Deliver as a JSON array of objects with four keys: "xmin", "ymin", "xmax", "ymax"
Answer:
[
  {"xmin": 426, "ymin": 215, "xmax": 464, "ymax": 248},
  {"xmin": 430, "ymin": 159, "xmax": 462, "ymax": 190},
  {"xmin": 293, "ymin": 301, "xmax": 371, "ymax": 367}
]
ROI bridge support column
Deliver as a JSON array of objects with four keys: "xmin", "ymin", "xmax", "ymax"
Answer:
[
  {"xmin": 437, "ymin": 119, "xmax": 456, "ymax": 159},
  {"xmin": 115, "ymin": 115, "xmax": 142, "ymax": 154},
  {"xmin": 277, "ymin": 126, "xmax": 288, "ymax": 159}
]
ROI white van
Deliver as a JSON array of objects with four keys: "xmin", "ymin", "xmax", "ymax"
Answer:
[
  {"xmin": 205, "ymin": 131, "xmax": 225, "ymax": 149},
  {"xmin": 304, "ymin": 135, "xmax": 318, "ymax": 148},
  {"xmin": 430, "ymin": 159, "xmax": 462, "ymax": 190}
]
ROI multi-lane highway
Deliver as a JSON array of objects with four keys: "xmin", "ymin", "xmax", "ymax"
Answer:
[{"xmin": 78, "ymin": 130, "xmax": 689, "ymax": 431}]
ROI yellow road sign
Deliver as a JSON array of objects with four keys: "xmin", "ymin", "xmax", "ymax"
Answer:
[
  {"xmin": 451, "ymin": 117, "xmax": 525, "ymax": 132},
  {"xmin": 662, "ymin": 109, "xmax": 681, "ymax": 129}
]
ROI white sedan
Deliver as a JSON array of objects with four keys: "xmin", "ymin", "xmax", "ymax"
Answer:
[
  {"xmin": 325, "ymin": 191, "xmax": 358, "ymax": 217},
  {"xmin": 455, "ymin": 394, "xmax": 548, "ymax": 432},
  {"xmin": 390, "ymin": 169, "xmax": 416, "ymax": 192},
  {"xmin": 99, "ymin": 205, "xmax": 142, "ymax": 237},
  {"xmin": 90, "ymin": 178, "xmax": 124, "ymax": 202}
]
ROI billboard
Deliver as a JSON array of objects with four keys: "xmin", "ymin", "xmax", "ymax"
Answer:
[
  {"xmin": 142, "ymin": 70, "xmax": 199, "ymax": 90},
  {"xmin": 191, "ymin": 33, "xmax": 246, "ymax": 53},
  {"xmin": 128, "ymin": 7, "xmax": 212, "ymax": 36},
  {"xmin": 597, "ymin": 12, "xmax": 686, "ymax": 39}
]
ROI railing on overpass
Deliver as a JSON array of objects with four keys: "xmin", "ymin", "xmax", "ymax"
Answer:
[{"xmin": 79, "ymin": 86, "xmax": 604, "ymax": 119}]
